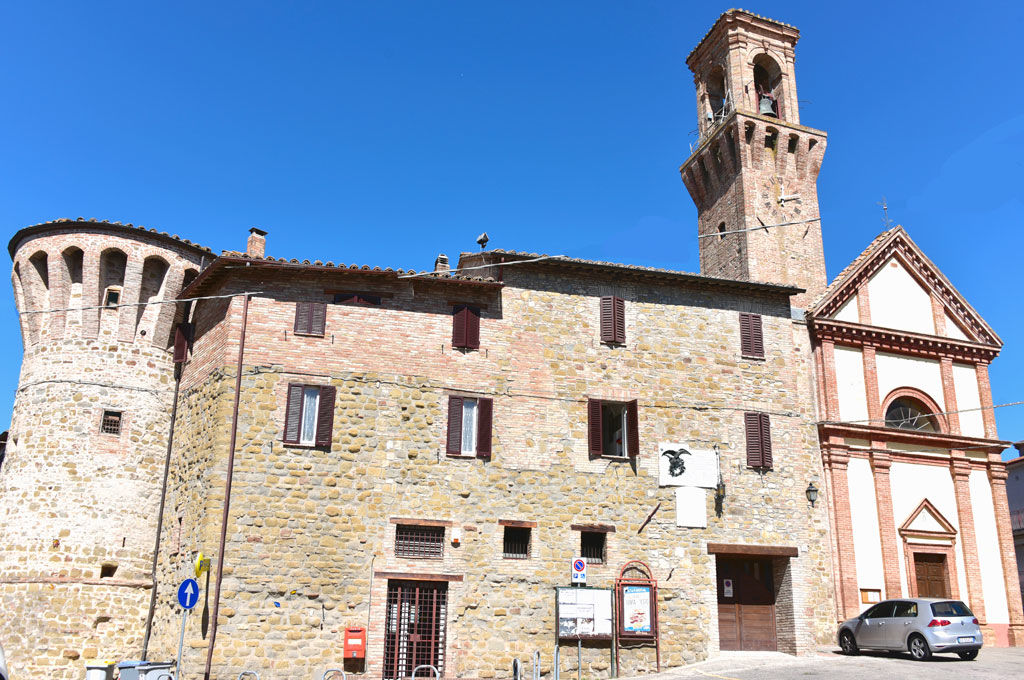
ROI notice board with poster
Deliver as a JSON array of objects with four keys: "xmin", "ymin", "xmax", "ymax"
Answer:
[{"xmin": 556, "ymin": 587, "xmax": 613, "ymax": 639}]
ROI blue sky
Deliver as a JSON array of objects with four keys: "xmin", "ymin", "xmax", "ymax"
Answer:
[{"xmin": 2, "ymin": 1, "xmax": 1022, "ymax": 456}]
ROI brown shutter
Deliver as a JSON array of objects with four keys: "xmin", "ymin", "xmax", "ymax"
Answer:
[
  {"xmin": 739, "ymin": 313, "xmax": 752, "ymax": 356},
  {"xmin": 294, "ymin": 302, "xmax": 312, "ymax": 334},
  {"xmin": 759, "ymin": 412, "xmax": 773, "ymax": 469},
  {"xmin": 744, "ymin": 412, "xmax": 762, "ymax": 467},
  {"xmin": 626, "ymin": 399, "xmax": 639, "ymax": 458},
  {"xmin": 173, "ymin": 322, "xmax": 191, "ymax": 363},
  {"xmin": 588, "ymin": 398, "xmax": 603, "ymax": 458},
  {"xmin": 284, "ymin": 384, "xmax": 304, "ymax": 444},
  {"xmin": 452, "ymin": 306, "xmax": 468, "ymax": 348},
  {"xmin": 600, "ymin": 297, "xmax": 615, "ymax": 343},
  {"xmin": 465, "ymin": 306, "xmax": 480, "ymax": 349},
  {"xmin": 751, "ymin": 313, "xmax": 764, "ymax": 358},
  {"xmin": 613, "ymin": 297, "xmax": 626, "ymax": 344},
  {"xmin": 310, "ymin": 302, "xmax": 327, "ymax": 337},
  {"xmin": 315, "ymin": 385, "xmax": 336, "ymax": 447},
  {"xmin": 446, "ymin": 396, "xmax": 463, "ymax": 456},
  {"xmin": 476, "ymin": 398, "xmax": 493, "ymax": 459}
]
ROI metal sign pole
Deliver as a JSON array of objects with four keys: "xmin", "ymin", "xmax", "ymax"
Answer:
[
  {"xmin": 576, "ymin": 639, "xmax": 581, "ymax": 680},
  {"xmin": 176, "ymin": 608, "xmax": 188, "ymax": 678}
]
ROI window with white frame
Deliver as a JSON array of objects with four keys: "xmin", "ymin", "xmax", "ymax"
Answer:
[
  {"xmin": 446, "ymin": 395, "xmax": 493, "ymax": 459},
  {"xmin": 283, "ymin": 383, "xmax": 337, "ymax": 447}
]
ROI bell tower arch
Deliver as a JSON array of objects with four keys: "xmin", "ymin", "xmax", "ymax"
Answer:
[{"xmin": 682, "ymin": 10, "xmax": 827, "ymax": 309}]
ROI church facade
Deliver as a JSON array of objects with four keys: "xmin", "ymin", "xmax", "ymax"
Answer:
[{"xmin": 0, "ymin": 8, "xmax": 1019, "ymax": 680}]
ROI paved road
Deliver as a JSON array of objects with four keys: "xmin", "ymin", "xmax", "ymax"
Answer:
[{"xmin": 628, "ymin": 647, "xmax": 1024, "ymax": 680}]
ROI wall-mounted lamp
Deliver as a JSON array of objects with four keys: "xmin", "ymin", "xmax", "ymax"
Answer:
[
  {"xmin": 714, "ymin": 478, "xmax": 726, "ymax": 518},
  {"xmin": 805, "ymin": 482, "xmax": 819, "ymax": 508}
]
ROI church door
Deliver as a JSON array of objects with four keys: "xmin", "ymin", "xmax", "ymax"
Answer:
[
  {"xmin": 914, "ymin": 553, "xmax": 949, "ymax": 599},
  {"xmin": 716, "ymin": 557, "xmax": 777, "ymax": 651}
]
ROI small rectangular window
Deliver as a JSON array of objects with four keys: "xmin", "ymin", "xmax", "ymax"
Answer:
[
  {"xmin": 293, "ymin": 301, "xmax": 327, "ymax": 336},
  {"xmin": 580, "ymin": 531, "xmax": 606, "ymax": 564},
  {"xmin": 452, "ymin": 305, "xmax": 481, "ymax": 349},
  {"xmin": 104, "ymin": 288, "xmax": 120, "ymax": 307},
  {"xmin": 99, "ymin": 564, "xmax": 117, "ymax": 578},
  {"xmin": 503, "ymin": 527, "xmax": 531, "ymax": 559},
  {"xmin": 587, "ymin": 398, "xmax": 639, "ymax": 459},
  {"xmin": 600, "ymin": 296, "xmax": 626, "ymax": 344},
  {"xmin": 101, "ymin": 410, "xmax": 122, "ymax": 435},
  {"xmin": 333, "ymin": 292, "xmax": 381, "ymax": 306},
  {"xmin": 446, "ymin": 395, "xmax": 492, "ymax": 459},
  {"xmin": 744, "ymin": 411, "xmax": 773, "ymax": 469},
  {"xmin": 395, "ymin": 524, "xmax": 444, "ymax": 559},
  {"xmin": 739, "ymin": 313, "xmax": 764, "ymax": 358},
  {"xmin": 283, "ymin": 384, "xmax": 337, "ymax": 447}
]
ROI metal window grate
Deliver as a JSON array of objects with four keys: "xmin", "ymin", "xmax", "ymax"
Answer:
[
  {"xmin": 395, "ymin": 525, "xmax": 445, "ymax": 559},
  {"xmin": 101, "ymin": 410, "xmax": 122, "ymax": 435},
  {"xmin": 384, "ymin": 580, "xmax": 448, "ymax": 680},
  {"xmin": 581, "ymin": 531, "xmax": 605, "ymax": 564},
  {"xmin": 503, "ymin": 527, "xmax": 531, "ymax": 559}
]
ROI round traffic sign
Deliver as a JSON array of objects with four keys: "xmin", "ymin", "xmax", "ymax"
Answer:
[
  {"xmin": 573, "ymin": 559, "xmax": 586, "ymax": 573},
  {"xmin": 177, "ymin": 578, "xmax": 200, "ymax": 610}
]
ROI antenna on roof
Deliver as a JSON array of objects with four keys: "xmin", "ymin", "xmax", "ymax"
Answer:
[
  {"xmin": 476, "ymin": 232, "xmax": 489, "ymax": 250},
  {"xmin": 877, "ymin": 196, "xmax": 894, "ymax": 229}
]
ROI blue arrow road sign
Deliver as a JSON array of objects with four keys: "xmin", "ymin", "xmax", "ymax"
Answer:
[{"xmin": 177, "ymin": 578, "xmax": 199, "ymax": 610}]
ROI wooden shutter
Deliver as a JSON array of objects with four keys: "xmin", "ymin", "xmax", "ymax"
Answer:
[
  {"xmin": 284, "ymin": 384, "xmax": 304, "ymax": 444},
  {"xmin": 315, "ymin": 385, "xmax": 336, "ymax": 447},
  {"xmin": 446, "ymin": 396, "xmax": 463, "ymax": 456},
  {"xmin": 465, "ymin": 306, "xmax": 480, "ymax": 349},
  {"xmin": 758, "ymin": 412, "xmax": 773, "ymax": 469},
  {"xmin": 741, "ymin": 313, "xmax": 763, "ymax": 358},
  {"xmin": 294, "ymin": 302, "xmax": 312, "ymax": 334},
  {"xmin": 173, "ymin": 322, "xmax": 192, "ymax": 363},
  {"xmin": 309, "ymin": 302, "xmax": 327, "ymax": 337},
  {"xmin": 452, "ymin": 306, "xmax": 468, "ymax": 348},
  {"xmin": 613, "ymin": 297, "xmax": 626, "ymax": 344},
  {"xmin": 600, "ymin": 297, "xmax": 615, "ymax": 343},
  {"xmin": 476, "ymin": 398, "xmax": 493, "ymax": 460},
  {"xmin": 740, "ymin": 313, "xmax": 752, "ymax": 356},
  {"xmin": 744, "ymin": 412, "xmax": 762, "ymax": 467},
  {"xmin": 587, "ymin": 398, "xmax": 603, "ymax": 458},
  {"xmin": 626, "ymin": 399, "xmax": 639, "ymax": 458}
]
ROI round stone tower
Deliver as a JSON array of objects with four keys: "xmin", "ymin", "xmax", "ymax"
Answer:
[{"xmin": 0, "ymin": 219, "xmax": 210, "ymax": 677}]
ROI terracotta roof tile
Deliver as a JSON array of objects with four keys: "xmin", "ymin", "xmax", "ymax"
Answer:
[{"xmin": 9, "ymin": 217, "xmax": 214, "ymax": 257}]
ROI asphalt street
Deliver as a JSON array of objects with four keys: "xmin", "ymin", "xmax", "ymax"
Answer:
[{"xmin": 622, "ymin": 647, "xmax": 1024, "ymax": 680}]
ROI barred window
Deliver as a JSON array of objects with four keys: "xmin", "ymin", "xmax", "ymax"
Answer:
[
  {"xmin": 101, "ymin": 411, "xmax": 122, "ymax": 435},
  {"xmin": 395, "ymin": 524, "xmax": 444, "ymax": 559},
  {"xmin": 580, "ymin": 531, "xmax": 606, "ymax": 564},
  {"xmin": 503, "ymin": 527, "xmax": 531, "ymax": 559}
]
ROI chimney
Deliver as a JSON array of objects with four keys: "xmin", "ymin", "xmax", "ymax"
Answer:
[
  {"xmin": 247, "ymin": 228, "xmax": 267, "ymax": 258},
  {"xmin": 434, "ymin": 253, "xmax": 450, "ymax": 274}
]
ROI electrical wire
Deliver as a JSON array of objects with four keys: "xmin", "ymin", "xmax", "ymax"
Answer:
[
  {"xmin": 698, "ymin": 216, "xmax": 821, "ymax": 239},
  {"xmin": 17, "ymin": 290, "xmax": 264, "ymax": 316},
  {"xmin": 396, "ymin": 254, "xmax": 566, "ymax": 278}
]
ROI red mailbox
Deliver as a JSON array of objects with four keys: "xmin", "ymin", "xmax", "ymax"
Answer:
[{"xmin": 344, "ymin": 627, "xmax": 366, "ymax": 659}]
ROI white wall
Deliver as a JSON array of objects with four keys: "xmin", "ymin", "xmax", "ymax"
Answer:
[
  {"xmin": 876, "ymin": 353, "xmax": 945, "ymax": 411},
  {"xmin": 944, "ymin": 312, "xmax": 969, "ymax": 340},
  {"xmin": 890, "ymin": 461, "xmax": 969, "ymax": 601},
  {"xmin": 848, "ymin": 457, "xmax": 885, "ymax": 607},
  {"xmin": 969, "ymin": 470, "xmax": 1010, "ymax": 623},
  {"xmin": 867, "ymin": 258, "xmax": 935, "ymax": 335},
  {"xmin": 834, "ymin": 347, "xmax": 869, "ymax": 424},
  {"xmin": 953, "ymin": 363, "xmax": 984, "ymax": 438},
  {"xmin": 833, "ymin": 295, "xmax": 859, "ymax": 323}
]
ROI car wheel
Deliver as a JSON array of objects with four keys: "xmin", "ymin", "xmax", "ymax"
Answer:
[
  {"xmin": 957, "ymin": 650, "xmax": 978, "ymax": 661},
  {"xmin": 839, "ymin": 630, "xmax": 859, "ymax": 655},
  {"xmin": 908, "ymin": 634, "xmax": 932, "ymax": 661}
]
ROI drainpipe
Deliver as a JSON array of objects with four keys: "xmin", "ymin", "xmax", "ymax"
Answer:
[
  {"xmin": 204, "ymin": 293, "xmax": 251, "ymax": 680},
  {"xmin": 140, "ymin": 361, "xmax": 184, "ymax": 660}
]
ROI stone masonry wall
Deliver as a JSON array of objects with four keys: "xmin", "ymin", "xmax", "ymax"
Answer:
[{"xmin": 149, "ymin": 264, "xmax": 835, "ymax": 679}]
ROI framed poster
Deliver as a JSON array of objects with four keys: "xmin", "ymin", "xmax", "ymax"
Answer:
[
  {"xmin": 556, "ymin": 587, "xmax": 613, "ymax": 639},
  {"xmin": 621, "ymin": 585, "xmax": 652, "ymax": 634}
]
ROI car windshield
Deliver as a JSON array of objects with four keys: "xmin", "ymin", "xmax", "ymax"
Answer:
[{"xmin": 930, "ymin": 600, "xmax": 973, "ymax": 617}]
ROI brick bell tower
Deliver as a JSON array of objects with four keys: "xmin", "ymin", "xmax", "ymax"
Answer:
[{"xmin": 680, "ymin": 10, "xmax": 828, "ymax": 309}]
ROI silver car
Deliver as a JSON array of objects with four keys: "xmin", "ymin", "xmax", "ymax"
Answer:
[
  {"xmin": 0, "ymin": 641, "xmax": 7, "ymax": 680},
  {"xmin": 838, "ymin": 598, "xmax": 982, "ymax": 661}
]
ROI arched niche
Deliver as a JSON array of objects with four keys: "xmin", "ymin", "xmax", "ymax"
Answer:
[
  {"xmin": 135, "ymin": 256, "xmax": 170, "ymax": 335},
  {"xmin": 752, "ymin": 53, "xmax": 783, "ymax": 118},
  {"xmin": 98, "ymin": 248, "xmax": 128, "ymax": 307}
]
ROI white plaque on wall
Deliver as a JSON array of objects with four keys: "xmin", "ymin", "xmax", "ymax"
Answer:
[
  {"xmin": 658, "ymin": 444, "xmax": 718, "ymax": 488},
  {"xmin": 675, "ymin": 486, "xmax": 708, "ymax": 528}
]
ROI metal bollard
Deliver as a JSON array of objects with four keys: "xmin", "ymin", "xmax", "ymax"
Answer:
[
  {"xmin": 411, "ymin": 664, "xmax": 439, "ymax": 679},
  {"xmin": 323, "ymin": 670, "xmax": 347, "ymax": 680},
  {"xmin": 512, "ymin": 658, "xmax": 522, "ymax": 680},
  {"xmin": 237, "ymin": 672, "xmax": 261, "ymax": 680}
]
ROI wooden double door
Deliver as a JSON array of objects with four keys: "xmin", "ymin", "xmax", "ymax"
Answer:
[
  {"xmin": 716, "ymin": 557, "xmax": 777, "ymax": 651},
  {"xmin": 914, "ymin": 553, "xmax": 950, "ymax": 598}
]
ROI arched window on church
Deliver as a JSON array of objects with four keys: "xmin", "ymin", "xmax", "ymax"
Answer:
[
  {"xmin": 885, "ymin": 396, "xmax": 940, "ymax": 433},
  {"xmin": 752, "ymin": 54, "xmax": 783, "ymax": 119}
]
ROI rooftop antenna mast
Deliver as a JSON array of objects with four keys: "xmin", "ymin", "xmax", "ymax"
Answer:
[{"xmin": 877, "ymin": 196, "xmax": 894, "ymax": 229}]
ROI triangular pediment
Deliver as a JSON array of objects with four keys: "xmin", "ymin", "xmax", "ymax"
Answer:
[
  {"xmin": 808, "ymin": 227, "xmax": 1000, "ymax": 346},
  {"xmin": 899, "ymin": 498, "xmax": 957, "ymax": 537}
]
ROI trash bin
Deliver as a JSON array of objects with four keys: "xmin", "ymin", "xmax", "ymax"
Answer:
[
  {"xmin": 85, "ymin": 662, "xmax": 116, "ymax": 680},
  {"xmin": 138, "ymin": 661, "xmax": 175, "ymax": 679},
  {"xmin": 116, "ymin": 661, "xmax": 146, "ymax": 680}
]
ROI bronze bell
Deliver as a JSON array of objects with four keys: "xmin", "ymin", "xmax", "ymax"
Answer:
[{"xmin": 759, "ymin": 96, "xmax": 776, "ymax": 116}]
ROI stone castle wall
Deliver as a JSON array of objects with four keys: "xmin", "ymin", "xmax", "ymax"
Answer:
[
  {"xmin": 0, "ymin": 224, "xmax": 207, "ymax": 677},
  {"xmin": 147, "ymin": 264, "xmax": 836, "ymax": 679}
]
